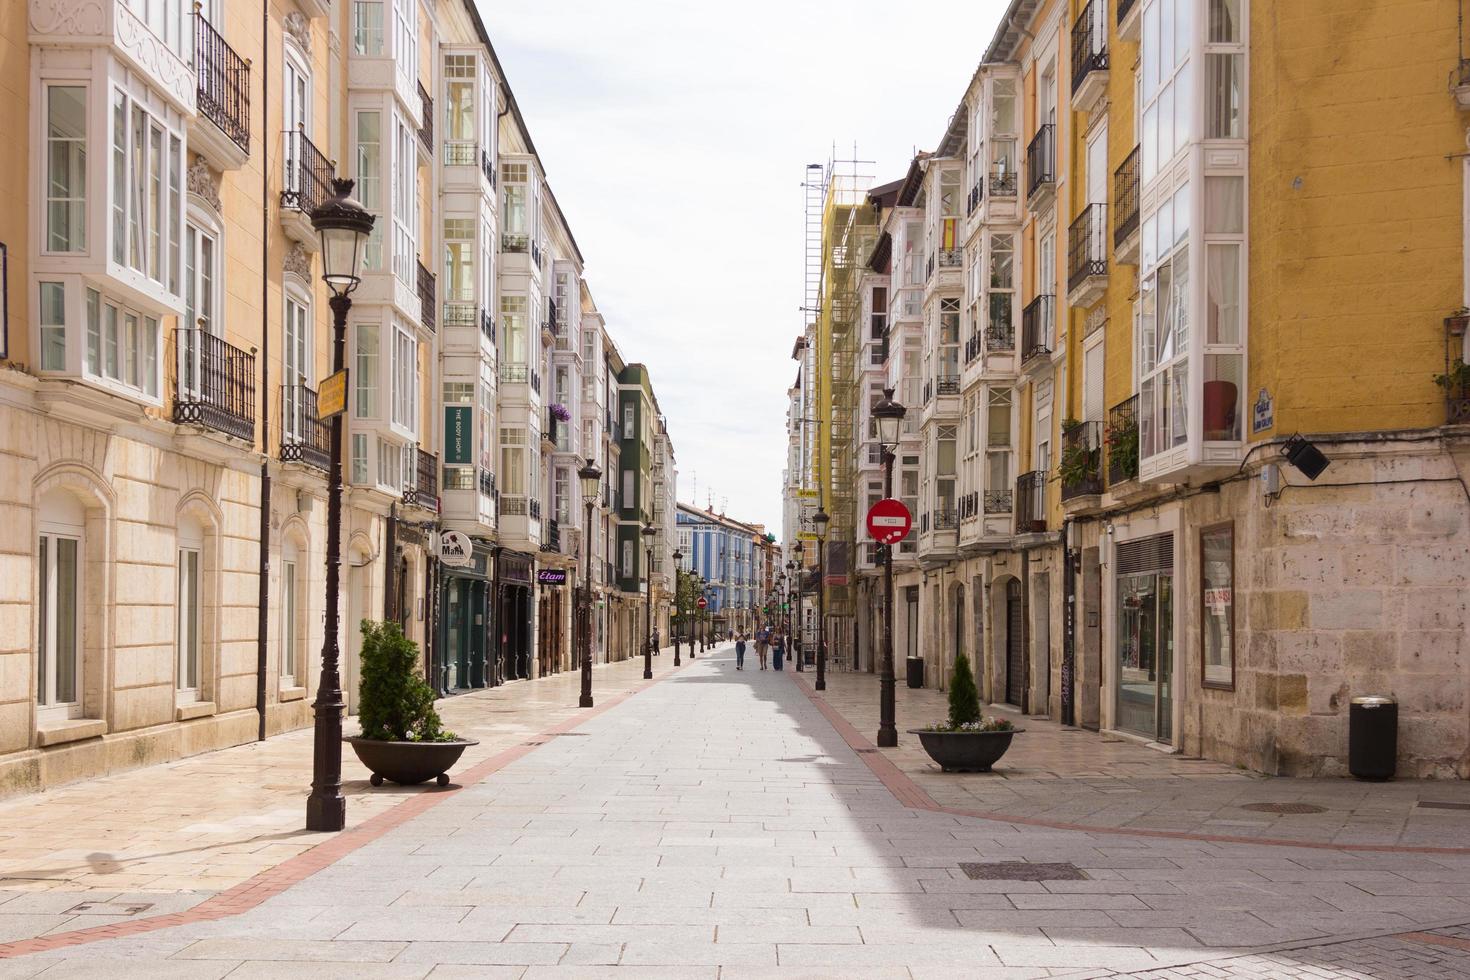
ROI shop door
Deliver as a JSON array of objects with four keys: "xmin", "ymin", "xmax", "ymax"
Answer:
[
  {"xmin": 446, "ymin": 578, "xmax": 469, "ymax": 690},
  {"xmin": 1005, "ymin": 580, "xmax": 1024, "ymax": 706},
  {"xmin": 1114, "ymin": 534, "xmax": 1174, "ymax": 741}
]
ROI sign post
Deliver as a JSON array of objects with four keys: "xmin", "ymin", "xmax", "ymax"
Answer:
[{"xmin": 865, "ymin": 498, "xmax": 913, "ymax": 545}]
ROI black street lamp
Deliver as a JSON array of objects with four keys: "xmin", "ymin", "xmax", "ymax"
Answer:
[
  {"xmin": 306, "ymin": 178, "xmax": 375, "ymax": 833},
  {"xmin": 577, "ymin": 458, "xmax": 601, "ymax": 708},
  {"xmin": 641, "ymin": 524, "xmax": 657, "ymax": 679},
  {"xmin": 671, "ymin": 549, "xmax": 683, "ymax": 666},
  {"xmin": 813, "ymin": 506, "xmax": 829, "ymax": 692},
  {"xmin": 872, "ymin": 387, "xmax": 907, "ymax": 748},
  {"xmin": 705, "ymin": 584, "xmax": 716, "ymax": 647},
  {"xmin": 793, "ymin": 541, "xmax": 805, "ymax": 672}
]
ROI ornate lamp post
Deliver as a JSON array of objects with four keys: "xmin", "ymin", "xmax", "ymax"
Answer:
[
  {"xmin": 305, "ymin": 179, "xmax": 375, "ymax": 833},
  {"xmin": 577, "ymin": 459, "xmax": 601, "ymax": 708},
  {"xmin": 641, "ymin": 524, "xmax": 656, "ymax": 679},
  {"xmin": 671, "ymin": 549, "xmax": 683, "ymax": 666},
  {"xmin": 872, "ymin": 387, "xmax": 907, "ymax": 748},
  {"xmin": 793, "ymin": 541, "xmax": 805, "ymax": 671},
  {"xmin": 813, "ymin": 507, "xmax": 829, "ymax": 691}
]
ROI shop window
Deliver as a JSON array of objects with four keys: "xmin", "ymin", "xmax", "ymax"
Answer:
[{"xmin": 1200, "ymin": 522, "xmax": 1234, "ymax": 689}]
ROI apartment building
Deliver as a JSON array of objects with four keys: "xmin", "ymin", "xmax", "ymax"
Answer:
[
  {"xmin": 0, "ymin": 0, "xmax": 677, "ymax": 796},
  {"xmin": 676, "ymin": 504, "xmax": 763, "ymax": 637},
  {"xmin": 816, "ymin": 0, "xmax": 1470, "ymax": 777}
]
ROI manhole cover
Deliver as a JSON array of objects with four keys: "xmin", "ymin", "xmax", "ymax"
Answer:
[
  {"xmin": 1241, "ymin": 802, "xmax": 1327, "ymax": 815},
  {"xmin": 65, "ymin": 901, "xmax": 153, "ymax": 916},
  {"xmin": 1418, "ymin": 800, "xmax": 1470, "ymax": 811},
  {"xmin": 959, "ymin": 862, "xmax": 1088, "ymax": 882}
]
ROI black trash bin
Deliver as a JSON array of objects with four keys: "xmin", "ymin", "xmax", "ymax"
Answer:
[
  {"xmin": 1349, "ymin": 695, "xmax": 1397, "ymax": 781},
  {"xmin": 906, "ymin": 656, "xmax": 924, "ymax": 689}
]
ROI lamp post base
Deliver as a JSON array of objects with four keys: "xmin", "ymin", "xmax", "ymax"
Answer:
[
  {"xmin": 876, "ymin": 729, "xmax": 898, "ymax": 748},
  {"xmin": 306, "ymin": 793, "xmax": 346, "ymax": 832},
  {"xmin": 579, "ymin": 694, "xmax": 593, "ymax": 708}
]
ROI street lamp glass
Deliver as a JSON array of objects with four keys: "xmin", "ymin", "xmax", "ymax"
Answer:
[
  {"xmin": 872, "ymin": 387, "xmax": 907, "ymax": 450},
  {"xmin": 310, "ymin": 178, "xmax": 375, "ymax": 297},
  {"xmin": 812, "ymin": 508, "xmax": 829, "ymax": 539},
  {"xmin": 578, "ymin": 458, "xmax": 602, "ymax": 499}
]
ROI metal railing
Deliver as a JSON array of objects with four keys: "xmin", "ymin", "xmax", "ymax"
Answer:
[
  {"xmin": 984, "ymin": 489, "xmax": 1013, "ymax": 514},
  {"xmin": 1108, "ymin": 394, "xmax": 1140, "ymax": 484},
  {"xmin": 501, "ymin": 495, "xmax": 527, "ymax": 516},
  {"xmin": 1068, "ymin": 204, "xmax": 1108, "ymax": 293},
  {"xmin": 529, "ymin": 498, "xmax": 542, "ymax": 520},
  {"xmin": 195, "ymin": 13, "xmax": 250, "ymax": 154},
  {"xmin": 478, "ymin": 468, "xmax": 495, "ymax": 498},
  {"xmin": 279, "ymin": 385, "xmax": 330, "ymax": 471},
  {"xmin": 417, "ymin": 81, "xmax": 433, "ymax": 150},
  {"xmin": 403, "ymin": 447, "xmax": 439, "ymax": 512},
  {"xmin": 480, "ymin": 308, "xmax": 495, "ymax": 344},
  {"xmin": 1114, "ymin": 144, "xmax": 1141, "ymax": 250},
  {"xmin": 500, "ymin": 364, "xmax": 528, "ymax": 383},
  {"xmin": 501, "ymin": 232, "xmax": 528, "ymax": 253},
  {"xmin": 481, "ymin": 148, "xmax": 496, "ymax": 187},
  {"xmin": 417, "ymin": 260, "xmax": 435, "ymax": 332},
  {"xmin": 281, "ymin": 129, "xmax": 333, "ymax": 213},
  {"xmin": 1026, "ymin": 124, "xmax": 1056, "ymax": 199},
  {"xmin": 443, "ymin": 302, "xmax": 474, "ymax": 328},
  {"xmin": 173, "ymin": 328, "xmax": 255, "ymax": 442},
  {"xmin": 938, "ymin": 249, "xmax": 962, "ymax": 269},
  {"xmin": 967, "ymin": 183, "xmax": 981, "ymax": 215},
  {"xmin": 531, "ymin": 370, "xmax": 541, "ymax": 394},
  {"xmin": 531, "ymin": 241, "xmax": 543, "ymax": 266},
  {"xmin": 1070, "ymin": 0, "xmax": 1109, "ymax": 95},
  {"xmin": 933, "ymin": 509, "xmax": 959, "ymax": 530},
  {"xmin": 985, "ymin": 320, "xmax": 1015, "ymax": 352},
  {"xmin": 544, "ymin": 519, "xmax": 561, "ymax": 553},
  {"xmin": 1060, "ymin": 421, "xmax": 1104, "ymax": 501},
  {"xmin": 990, "ymin": 167, "xmax": 1018, "ymax": 198},
  {"xmin": 443, "ymin": 140, "xmax": 475, "ymax": 166},
  {"xmin": 965, "ymin": 334, "xmax": 981, "ymax": 363},
  {"xmin": 1021, "ymin": 295, "xmax": 1055, "ymax": 362},
  {"xmin": 936, "ymin": 375, "xmax": 960, "ymax": 396},
  {"xmin": 1015, "ymin": 470, "xmax": 1046, "ymax": 533}
]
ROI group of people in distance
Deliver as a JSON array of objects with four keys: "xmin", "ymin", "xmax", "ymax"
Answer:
[{"xmin": 732, "ymin": 626, "xmax": 787, "ymax": 671}]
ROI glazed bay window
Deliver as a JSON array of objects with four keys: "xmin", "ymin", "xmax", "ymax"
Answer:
[
  {"xmin": 443, "ymin": 218, "xmax": 474, "ymax": 305},
  {"xmin": 501, "ymin": 162, "xmax": 529, "ymax": 249},
  {"xmin": 500, "ymin": 295, "xmax": 528, "ymax": 380},
  {"xmin": 46, "ymin": 85, "xmax": 87, "ymax": 253},
  {"xmin": 986, "ymin": 233, "xmax": 1015, "ymax": 350},
  {"xmin": 355, "ymin": 111, "xmax": 383, "ymax": 269},
  {"xmin": 938, "ymin": 298, "xmax": 960, "ymax": 386},
  {"xmin": 986, "ymin": 387, "xmax": 1013, "ymax": 512},
  {"xmin": 442, "ymin": 54, "xmax": 475, "ymax": 164},
  {"xmin": 111, "ymin": 90, "xmax": 183, "ymax": 292},
  {"xmin": 500, "ymin": 427, "xmax": 527, "ymax": 513},
  {"xmin": 988, "ymin": 77, "xmax": 1018, "ymax": 194},
  {"xmin": 354, "ymin": 323, "xmax": 379, "ymax": 418},
  {"xmin": 352, "ymin": 0, "xmax": 384, "ymax": 55},
  {"xmin": 1140, "ymin": 0, "xmax": 1192, "ymax": 184},
  {"xmin": 80, "ymin": 286, "xmax": 161, "ymax": 398},
  {"xmin": 392, "ymin": 114, "xmax": 416, "ymax": 286},
  {"xmin": 1138, "ymin": 183, "xmax": 1190, "ymax": 459},
  {"xmin": 391, "ymin": 323, "xmax": 417, "ymax": 434}
]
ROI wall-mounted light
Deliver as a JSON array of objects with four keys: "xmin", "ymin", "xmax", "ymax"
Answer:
[{"xmin": 1281, "ymin": 434, "xmax": 1330, "ymax": 480}]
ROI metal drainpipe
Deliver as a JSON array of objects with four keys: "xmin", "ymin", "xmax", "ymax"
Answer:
[
  {"xmin": 255, "ymin": 6, "xmax": 272, "ymax": 743},
  {"xmin": 1061, "ymin": 519, "xmax": 1076, "ymax": 727},
  {"xmin": 384, "ymin": 502, "xmax": 397, "ymax": 621},
  {"xmin": 1020, "ymin": 547, "xmax": 1031, "ymax": 716}
]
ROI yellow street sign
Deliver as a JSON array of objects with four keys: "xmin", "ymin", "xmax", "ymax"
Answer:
[
  {"xmin": 318, "ymin": 369, "xmax": 349, "ymax": 419},
  {"xmin": 796, "ymin": 489, "xmax": 820, "ymax": 499},
  {"xmin": 797, "ymin": 531, "xmax": 818, "ymax": 541}
]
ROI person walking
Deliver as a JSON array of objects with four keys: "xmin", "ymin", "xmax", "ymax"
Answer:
[
  {"xmin": 755, "ymin": 628, "xmax": 768, "ymax": 670},
  {"xmin": 772, "ymin": 632, "xmax": 785, "ymax": 671},
  {"xmin": 735, "ymin": 633, "xmax": 747, "ymax": 670}
]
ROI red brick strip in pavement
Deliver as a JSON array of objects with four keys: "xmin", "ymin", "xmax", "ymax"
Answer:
[
  {"xmin": 0, "ymin": 670, "xmax": 679, "ymax": 959},
  {"xmin": 787, "ymin": 671, "xmax": 1470, "ymax": 856},
  {"xmin": 1395, "ymin": 931, "xmax": 1470, "ymax": 952}
]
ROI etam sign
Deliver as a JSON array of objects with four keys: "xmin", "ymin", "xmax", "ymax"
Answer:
[{"xmin": 438, "ymin": 530, "xmax": 473, "ymax": 567}]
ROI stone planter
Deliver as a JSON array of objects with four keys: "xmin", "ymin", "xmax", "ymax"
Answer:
[
  {"xmin": 346, "ymin": 736, "xmax": 478, "ymax": 787},
  {"xmin": 907, "ymin": 728, "xmax": 1022, "ymax": 773}
]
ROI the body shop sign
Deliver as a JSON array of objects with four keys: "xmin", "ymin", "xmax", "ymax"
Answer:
[{"xmin": 444, "ymin": 405, "xmax": 472, "ymax": 465}]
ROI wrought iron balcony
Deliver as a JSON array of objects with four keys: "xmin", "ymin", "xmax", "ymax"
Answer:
[
  {"xmin": 984, "ymin": 489, "xmax": 1013, "ymax": 514},
  {"xmin": 279, "ymin": 385, "xmax": 330, "ymax": 471},
  {"xmin": 990, "ymin": 167, "xmax": 1018, "ymax": 198},
  {"xmin": 967, "ymin": 183, "xmax": 981, "ymax": 215},
  {"xmin": 478, "ymin": 468, "xmax": 495, "ymax": 498},
  {"xmin": 985, "ymin": 321, "xmax": 1015, "ymax": 352},
  {"xmin": 281, "ymin": 129, "xmax": 333, "ymax": 214},
  {"xmin": 933, "ymin": 508, "xmax": 959, "ymax": 531},
  {"xmin": 417, "ymin": 261, "xmax": 435, "ymax": 332},
  {"xmin": 194, "ymin": 13, "xmax": 250, "ymax": 155},
  {"xmin": 964, "ymin": 334, "xmax": 981, "ymax": 363},
  {"xmin": 500, "ymin": 364, "xmax": 528, "ymax": 383},
  {"xmin": 1021, "ymin": 295, "xmax": 1055, "ymax": 362},
  {"xmin": 937, "ymin": 249, "xmax": 962, "ymax": 269},
  {"xmin": 1107, "ymin": 394, "xmax": 1140, "ymax": 484},
  {"xmin": 531, "ymin": 241, "xmax": 543, "ymax": 267},
  {"xmin": 480, "ymin": 308, "xmax": 495, "ymax": 344},
  {"xmin": 443, "ymin": 302, "xmax": 474, "ymax": 328},
  {"xmin": 1114, "ymin": 144, "xmax": 1141, "ymax": 257},
  {"xmin": 543, "ymin": 518, "xmax": 561, "ymax": 554},
  {"xmin": 443, "ymin": 140, "xmax": 475, "ymax": 166},
  {"xmin": 501, "ymin": 232, "xmax": 529, "ymax": 253},
  {"xmin": 481, "ymin": 148, "xmax": 496, "ymax": 187},
  {"xmin": 172, "ymin": 328, "xmax": 255, "ymax": 442},
  {"xmin": 1067, "ymin": 204, "xmax": 1108, "ymax": 297},
  {"xmin": 402, "ymin": 447, "xmax": 439, "ymax": 511},
  {"xmin": 1015, "ymin": 470, "xmax": 1046, "ymax": 533},
  {"xmin": 417, "ymin": 81, "xmax": 433, "ymax": 150},
  {"xmin": 529, "ymin": 498, "xmax": 542, "ymax": 520},
  {"xmin": 1026, "ymin": 124, "xmax": 1056, "ymax": 200},
  {"xmin": 936, "ymin": 375, "xmax": 960, "ymax": 396},
  {"xmin": 1060, "ymin": 421, "xmax": 1104, "ymax": 501},
  {"xmin": 531, "ymin": 370, "xmax": 541, "ymax": 395},
  {"xmin": 1070, "ymin": 0, "xmax": 1110, "ymax": 99}
]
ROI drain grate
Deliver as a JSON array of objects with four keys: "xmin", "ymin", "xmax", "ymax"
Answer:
[
  {"xmin": 1241, "ymin": 802, "xmax": 1327, "ymax": 815},
  {"xmin": 65, "ymin": 901, "xmax": 154, "ymax": 916},
  {"xmin": 1418, "ymin": 800, "xmax": 1470, "ymax": 811},
  {"xmin": 959, "ymin": 862, "xmax": 1088, "ymax": 882},
  {"xmin": 855, "ymin": 748, "xmax": 879, "ymax": 754}
]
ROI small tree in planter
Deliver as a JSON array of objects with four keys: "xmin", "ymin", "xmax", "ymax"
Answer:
[
  {"xmin": 907, "ymin": 653, "xmax": 1021, "ymax": 772},
  {"xmin": 348, "ymin": 621, "xmax": 477, "ymax": 787}
]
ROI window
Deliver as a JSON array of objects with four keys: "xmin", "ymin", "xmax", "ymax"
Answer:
[
  {"xmin": 391, "ymin": 324, "xmax": 417, "ymax": 431},
  {"xmin": 1200, "ymin": 522, "xmax": 1234, "ymax": 689},
  {"xmin": 82, "ymin": 290, "xmax": 159, "ymax": 397},
  {"xmin": 37, "ymin": 521, "xmax": 81, "ymax": 719},
  {"xmin": 184, "ymin": 223, "xmax": 217, "ymax": 337},
  {"xmin": 622, "ymin": 469, "xmax": 633, "ymax": 509},
  {"xmin": 125, "ymin": 0, "xmax": 185, "ymax": 59},
  {"xmin": 112, "ymin": 91, "xmax": 183, "ymax": 289},
  {"xmin": 443, "ymin": 218, "xmax": 473, "ymax": 301},
  {"xmin": 39, "ymin": 282, "xmax": 66, "ymax": 371},
  {"xmin": 351, "ymin": 433, "xmax": 369, "ymax": 484},
  {"xmin": 1139, "ymin": 183, "xmax": 1191, "ymax": 457},
  {"xmin": 1140, "ymin": 0, "xmax": 1193, "ymax": 183},
  {"xmin": 393, "ymin": 0, "xmax": 416, "ymax": 82},
  {"xmin": 280, "ymin": 555, "xmax": 298, "ymax": 686},
  {"xmin": 45, "ymin": 85, "xmax": 87, "ymax": 253},
  {"xmin": 444, "ymin": 55, "xmax": 475, "ymax": 145},
  {"xmin": 176, "ymin": 538, "xmax": 201, "ymax": 699},
  {"xmin": 502, "ymin": 163, "xmax": 527, "ymax": 237},
  {"xmin": 501, "ymin": 295, "xmax": 527, "ymax": 370},
  {"xmin": 354, "ymin": 323, "xmax": 379, "ymax": 418},
  {"xmin": 939, "ymin": 298, "xmax": 960, "ymax": 379},
  {"xmin": 392, "ymin": 114, "xmax": 415, "ymax": 286},
  {"xmin": 284, "ymin": 295, "xmax": 310, "ymax": 439},
  {"xmin": 500, "ymin": 426, "xmax": 526, "ymax": 499},
  {"xmin": 353, "ymin": 0, "xmax": 384, "ymax": 54},
  {"xmin": 1206, "ymin": 0, "xmax": 1244, "ymax": 139},
  {"xmin": 623, "ymin": 403, "xmax": 634, "ymax": 433},
  {"xmin": 355, "ymin": 111, "xmax": 383, "ymax": 270},
  {"xmin": 377, "ymin": 436, "xmax": 405, "ymax": 490}
]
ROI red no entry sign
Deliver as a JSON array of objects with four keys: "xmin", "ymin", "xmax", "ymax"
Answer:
[
  {"xmin": 696, "ymin": 597, "xmax": 708, "ymax": 608},
  {"xmin": 866, "ymin": 498, "xmax": 913, "ymax": 544}
]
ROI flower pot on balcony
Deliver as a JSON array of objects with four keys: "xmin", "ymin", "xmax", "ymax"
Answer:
[{"xmin": 1203, "ymin": 380, "xmax": 1238, "ymax": 441}]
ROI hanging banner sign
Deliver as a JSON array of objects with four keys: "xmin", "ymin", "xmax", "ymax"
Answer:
[
  {"xmin": 444, "ymin": 405, "xmax": 473, "ymax": 465},
  {"xmin": 317, "ymin": 369, "xmax": 348, "ymax": 419}
]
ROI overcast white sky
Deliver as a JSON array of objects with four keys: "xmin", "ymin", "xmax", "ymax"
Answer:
[{"xmin": 481, "ymin": 1, "xmax": 1008, "ymax": 531}]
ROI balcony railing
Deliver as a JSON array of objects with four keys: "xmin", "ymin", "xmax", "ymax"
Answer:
[
  {"xmin": 480, "ymin": 308, "xmax": 495, "ymax": 344},
  {"xmin": 1114, "ymin": 144, "xmax": 1141, "ymax": 250},
  {"xmin": 417, "ymin": 261, "xmax": 435, "ymax": 332},
  {"xmin": 1107, "ymin": 394, "xmax": 1140, "ymax": 484},
  {"xmin": 443, "ymin": 302, "xmax": 474, "ymax": 328},
  {"xmin": 937, "ymin": 249, "xmax": 962, "ymax": 269},
  {"xmin": 532, "ymin": 241, "xmax": 543, "ymax": 267},
  {"xmin": 481, "ymin": 148, "xmax": 496, "ymax": 188},
  {"xmin": 543, "ymin": 519, "xmax": 561, "ymax": 554},
  {"xmin": 964, "ymin": 334, "xmax": 981, "ymax": 363},
  {"xmin": 417, "ymin": 81, "xmax": 433, "ymax": 150},
  {"xmin": 502, "ymin": 232, "xmax": 528, "ymax": 253},
  {"xmin": 1015, "ymin": 470, "xmax": 1046, "ymax": 533},
  {"xmin": 1026, "ymin": 124, "xmax": 1056, "ymax": 199},
  {"xmin": 967, "ymin": 183, "xmax": 981, "ymax": 215},
  {"xmin": 1118, "ymin": 0, "xmax": 1138, "ymax": 27},
  {"xmin": 443, "ymin": 140, "xmax": 475, "ymax": 166},
  {"xmin": 173, "ymin": 328, "xmax": 255, "ymax": 442},
  {"xmin": 984, "ymin": 489, "xmax": 1013, "ymax": 514},
  {"xmin": 1021, "ymin": 295, "xmax": 1055, "ymax": 362},
  {"xmin": 1067, "ymin": 204, "xmax": 1108, "ymax": 294},
  {"xmin": 985, "ymin": 321, "xmax": 1015, "ymax": 352},
  {"xmin": 922, "ymin": 380, "xmax": 933, "ymax": 405},
  {"xmin": 402, "ymin": 447, "xmax": 439, "ymax": 512},
  {"xmin": 1070, "ymin": 0, "xmax": 1109, "ymax": 95},
  {"xmin": 478, "ymin": 468, "xmax": 495, "ymax": 498},
  {"xmin": 529, "ymin": 498, "xmax": 542, "ymax": 520},
  {"xmin": 936, "ymin": 375, "xmax": 960, "ymax": 396},
  {"xmin": 279, "ymin": 385, "xmax": 330, "ymax": 471},
  {"xmin": 195, "ymin": 13, "xmax": 250, "ymax": 154},
  {"xmin": 281, "ymin": 129, "xmax": 333, "ymax": 213},
  {"xmin": 990, "ymin": 167, "xmax": 1018, "ymax": 198},
  {"xmin": 933, "ymin": 509, "xmax": 959, "ymax": 531},
  {"xmin": 1060, "ymin": 421, "xmax": 1103, "ymax": 501},
  {"xmin": 500, "ymin": 364, "xmax": 528, "ymax": 383},
  {"xmin": 531, "ymin": 370, "xmax": 541, "ymax": 394}
]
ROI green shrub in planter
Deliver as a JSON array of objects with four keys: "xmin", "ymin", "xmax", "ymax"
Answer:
[
  {"xmin": 948, "ymin": 652, "xmax": 981, "ymax": 728},
  {"xmin": 358, "ymin": 620, "xmax": 456, "ymax": 742}
]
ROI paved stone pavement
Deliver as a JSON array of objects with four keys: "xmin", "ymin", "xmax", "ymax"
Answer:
[
  {"xmin": 4, "ymin": 647, "xmax": 1470, "ymax": 977},
  {"xmin": 0, "ymin": 648, "xmax": 688, "ymax": 944},
  {"xmin": 810, "ymin": 668, "xmax": 1470, "ymax": 849}
]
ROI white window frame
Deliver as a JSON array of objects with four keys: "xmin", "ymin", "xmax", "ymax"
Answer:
[
  {"xmin": 44, "ymin": 83, "xmax": 88, "ymax": 255},
  {"xmin": 176, "ymin": 545, "xmax": 202, "ymax": 701},
  {"xmin": 36, "ymin": 524, "xmax": 83, "ymax": 722}
]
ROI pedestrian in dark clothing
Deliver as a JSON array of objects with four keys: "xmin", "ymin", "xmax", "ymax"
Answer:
[
  {"xmin": 772, "ymin": 634, "xmax": 785, "ymax": 671},
  {"xmin": 735, "ymin": 634, "xmax": 746, "ymax": 669}
]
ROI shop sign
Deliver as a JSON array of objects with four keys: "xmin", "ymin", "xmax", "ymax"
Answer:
[
  {"xmin": 438, "ymin": 530, "xmax": 473, "ymax": 568},
  {"xmin": 444, "ymin": 405, "xmax": 473, "ymax": 464},
  {"xmin": 1252, "ymin": 387, "xmax": 1273, "ymax": 434},
  {"xmin": 537, "ymin": 569, "xmax": 568, "ymax": 586},
  {"xmin": 317, "ymin": 369, "xmax": 348, "ymax": 419}
]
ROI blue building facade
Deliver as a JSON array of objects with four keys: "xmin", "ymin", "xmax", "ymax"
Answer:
[{"xmin": 676, "ymin": 504, "xmax": 758, "ymax": 635}]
